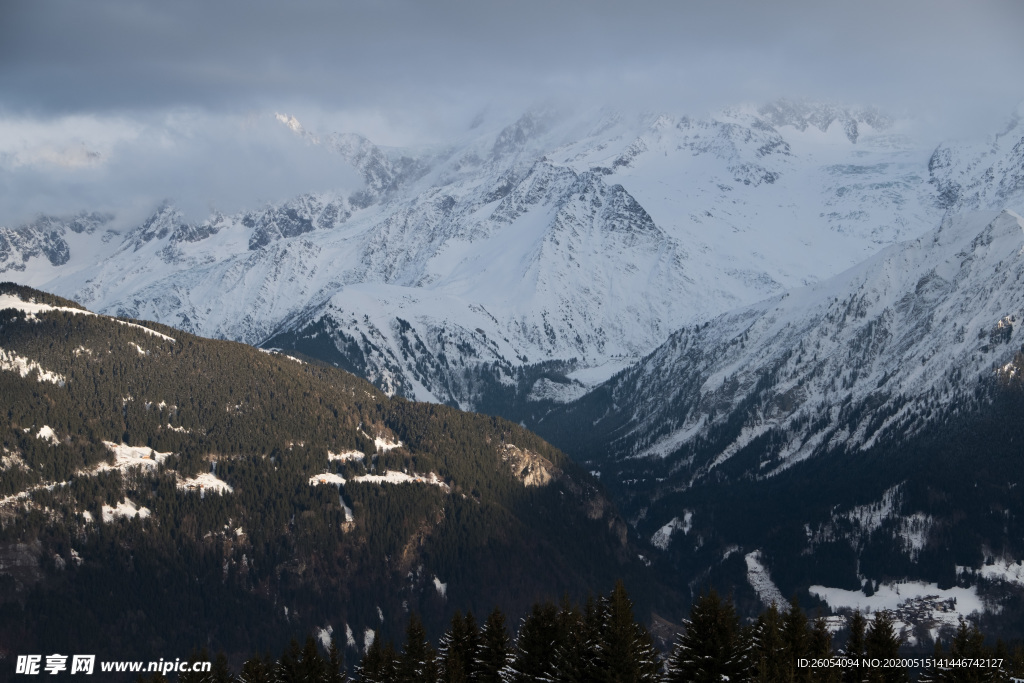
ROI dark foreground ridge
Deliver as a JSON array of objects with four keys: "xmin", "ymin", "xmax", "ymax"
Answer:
[{"xmin": 0, "ymin": 284, "xmax": 674, "ymax": 667}]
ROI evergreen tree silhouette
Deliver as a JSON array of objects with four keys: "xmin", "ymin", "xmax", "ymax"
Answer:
[
  {"xmin": 396, "ymin": 613, "xmax": 438, "ymax": 683},
  {"xmin": 664, "ymin": 588, "xmax": 745, "ymax": 683}
]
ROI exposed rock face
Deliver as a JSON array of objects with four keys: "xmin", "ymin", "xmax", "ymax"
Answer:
[{"xmin": 501, "ymin": 443, "xmax": 558, "ymax": 487}]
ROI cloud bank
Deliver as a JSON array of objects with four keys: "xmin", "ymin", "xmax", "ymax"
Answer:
[
  {"xmin": 0, "ymin": 111, "xmax": 360, "ymax": 227},
  {"xmin": 1, "ymin": 0, "xmax": 1022, "ymax": 225}
]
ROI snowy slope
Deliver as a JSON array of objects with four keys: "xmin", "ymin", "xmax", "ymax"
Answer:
[
  {"xmin": 4, "ymin": 101, "xmax": 1006, "ymax": 406},
  {"xmin": 526, "ymin": 209, "xmax": 1024, "ymax": 622},
  {"xmin": 929, "ymin": 106, "xmax": 1024, "ymax": 213},
  {"xmin": 551, "ymin": 210, "xmax": 1024, "ymax": 480}
]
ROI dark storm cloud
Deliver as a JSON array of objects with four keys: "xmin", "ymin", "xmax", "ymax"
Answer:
[
  {"xmin": 1, "ymin": 0, "xmax": 1022, "ymax": 226},
  {"xmin": 3, "ymin": 0, "xmax": 1022, "ymax": 118}
]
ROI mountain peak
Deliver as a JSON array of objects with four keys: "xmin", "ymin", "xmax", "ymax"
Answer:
[{"xmin": 275, "ymin": 112, "xmax": 304, "ymax": 134}]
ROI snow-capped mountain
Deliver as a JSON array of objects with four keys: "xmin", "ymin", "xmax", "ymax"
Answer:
[
  {"xmin": 930, "ymin": 107, "xmax": 1024, "ymax": 213},
  {"xmin": 544, "ymin": 209, "xmax": 1024, "ymax": 480},
  {"xmin": 529, "ymin": 210, "xmax": 1024, "ymax": 630},
  {"xmin": 0, "ymin": 101, "xmax": 1007, "ymax": 408}
]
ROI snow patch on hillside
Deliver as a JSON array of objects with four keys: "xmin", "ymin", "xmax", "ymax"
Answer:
[
  {"xmin": 746, "ymin": 551, "xmax": 789, "ymax": 609},
  {"xmin": 809, "ymin": 485, "xmax": 933, "ymax": 560},
  {"xmin": 100, "ymin": 442, "xmax": 170, "ymax": 470},
  {"xmin": 979, "ymin": 560, "xmax": 1024, "ymax": 587},
  {"xmin": 316, "ymin": 626, "xmax": 333, "ymax": 650},
  {"xmin": 309, "ymin": 472, "xmax": 347, "ymax": 487},
  {"xmin": 845, "ymin": 485, "xmax": 901, "ymax": 534},
  {"xmin": 363, "ymin": 628, "xmax": 375, "ymax": 653},
  {"xmin": 113, "ymin": 319, "xmax": 175, "ymax": 342},
  {"xmin": 0, "ymin": 294, "xmax": 87, "ymax": 318},
  {"xmin": 102, "ymin": 498, "xmax": 150, "ymax": 522},
  {"xmin": 351, "ymin": 470, "xmax": 448, "ymax": 490},
  {"xmin": 328, "ymin": 449, "xmax": 365, "ymax": 462},
  {"xmin": 177, "ymin": 472, "xmax": 233, "ymax": 494},
  {"xmin": 36, "ymin": 425, "xmax": 59, "ymax": 444},
  {"xmin": 528, "ymin": 377, "xmax": 588, "ymax": 403},
  {"xmin": 961, "ymin": 559, "xmax": 1024, "ymax": 588},
  {"xmin": 374, "ymin": 436, "xmax": 403, "ymax": 452},
  {"xmin": 0, "ymin": 348, "xmax": 66, "ymax": 385},
  {"xmin": 650, "ymin": 512, "xmax": 692, "ymax": 550}
]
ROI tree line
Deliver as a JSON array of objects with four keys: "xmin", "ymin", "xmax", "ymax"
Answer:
[{"xmin": 135, "ymin": 582, "xmax": 1024, "ymax": 683}]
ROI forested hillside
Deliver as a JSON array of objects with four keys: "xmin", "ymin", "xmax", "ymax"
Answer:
[{"xmin": 0, "ymin": 283, "xmax": 667, "ymax": 665}]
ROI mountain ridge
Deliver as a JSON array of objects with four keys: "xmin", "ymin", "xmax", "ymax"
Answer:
[
  {"xmin": 1, "ymin": 101, "xmax": 972, "ymax": 408},
  {"xmin": 527, "ymin": 210, "xmax": 1024, "ymax": 640},
  {"xmin": 542, "ymin": 209, "xmax": 1024, "ymax": 476}
]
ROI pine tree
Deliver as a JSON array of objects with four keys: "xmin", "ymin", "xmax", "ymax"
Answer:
[
  {"xmin": 595, "ymin": 581, "xmax": 661, "ymax": 683},
  {"xmin": 864, "ymin": 611, "xmax": 906, "ymax": 683},
  {"xmin": 439, "ymin": 611, "xmax": 479, "ymax": 683},
  {"xmin": 750, "ymin": 603, "xmax": 786, "ymax": 683},
  {"xmin": 509, "ymin": 601, "xmax": 561, "ymax": 683},
  {"xmin": 238, "ymin": 652, "xmax": 275, "ymax": 683},
  {"xmin": 919, "ymin": 640, "xmax": 946, "ymax": 683},
  {"xmin": 356, "ymin": 636, "xmax": 396, "ymax": 683},
  {"xmin": 439, "ymin": 612, "xmax": 467, "ymax": 683},
  {"xmin": 1010, "ymin": 643, "xmax": 1024, "ymax": 680},
  {"xmin": 843, "ymin": 610, "xmax": 868, "ymax": 683},
  {"xmin": 664, "ymin": 588, "xmax": 745, "ymax": 683},
  {"xmin": 396, "ymin": 613, "xmax": 439, "ymax": 683},
  {"xmin": 276, "ymin": 639, "xmax": 304, "ymax": 683},
  {"xmin": 210, "ymin": 652, "xmax": 232, "ymax": 683},
  {"xmin": 550, "ymin": 596, "xmax": 600, "ymax": 683},
  {"xmin": 810, "ymin": 616, "xmax": 841, "ymax": 683},
  {"xmin": 782, "ymin": 598, "xmax": 811, "ymax": 683},
  {"xmin": 327, "ymin": 638, "xmax": 348, "ymax": 683},
  {"xmin": 992, "ymin": 640, "xmax": 1011, "ymax": 683},
  {"xmin": 476, "ymin": 607, "xmax": 511, "ymax": 683},
  {"xmin": 299, "ymin": 637, "xmax": 328, "ymax": 683},
  {"xmin": 179, "ymin": 649, "xmax": 213, "ymax": 683},
  {"xmin": 946, "ymin": 620, "xmax": 989, "ymax": 683}
]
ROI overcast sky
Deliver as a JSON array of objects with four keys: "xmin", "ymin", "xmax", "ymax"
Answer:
[{"xmin": 2, "ymin": 0, "xmax": 1023, "ymax": 225}]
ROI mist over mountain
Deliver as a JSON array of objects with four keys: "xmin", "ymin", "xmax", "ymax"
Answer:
[{"xmin": 2, "ymin": 101, "xmax": 984, "ymax": 409}]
